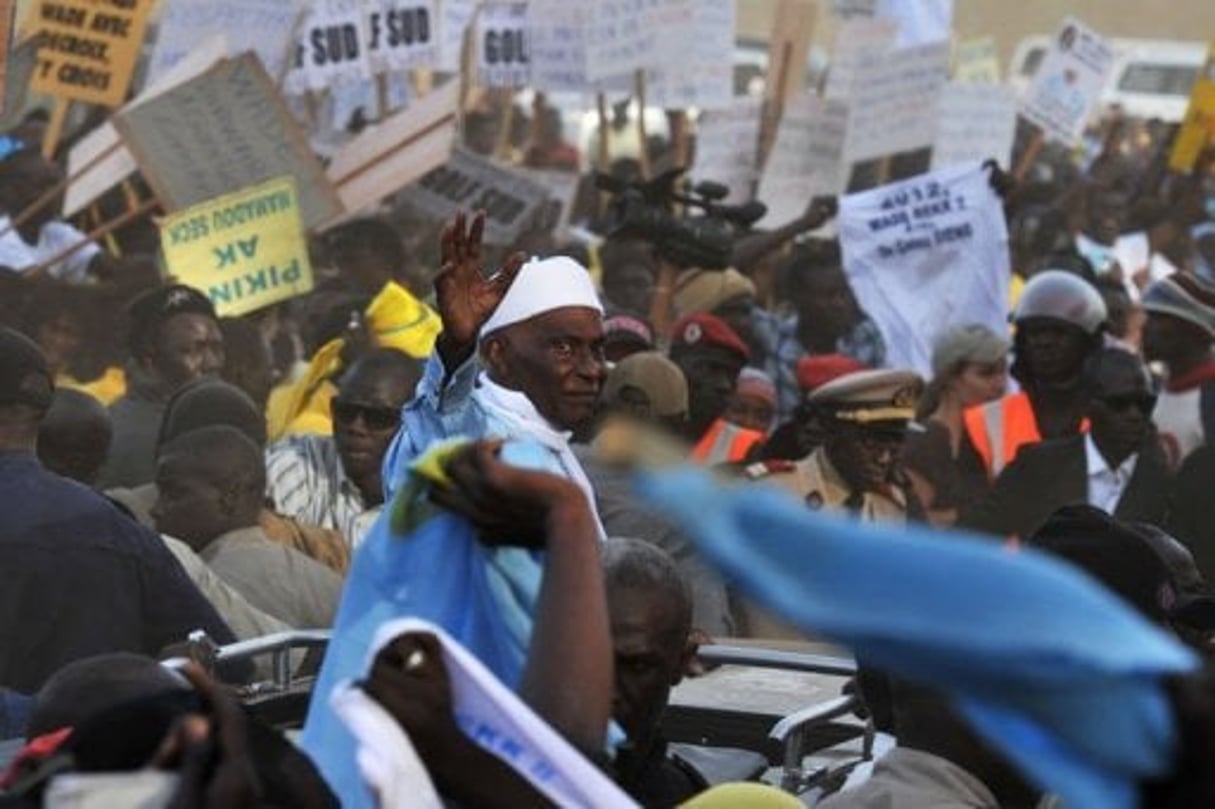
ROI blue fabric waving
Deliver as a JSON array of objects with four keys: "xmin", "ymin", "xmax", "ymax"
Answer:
[
  {"xmin": 301, "ymin": 439, "xmax": 552, "ymax": 808},
  {"xmin": 633, "ymin": 467, "xmax": 1198, "ymax": 809}
]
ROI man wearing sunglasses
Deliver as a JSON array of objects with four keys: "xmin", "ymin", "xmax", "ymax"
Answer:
[
  {"xmin": 267, "ymin": 349, "xmax": 421, "ymax": 550},
  {"xmin": 963, "ymin": 348, "xmax": 1172, "ymax": 541}
]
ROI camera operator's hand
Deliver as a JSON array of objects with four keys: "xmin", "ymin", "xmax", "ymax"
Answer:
[
  {"xmin": 800, "ymin": 196, "xmax": 838, "ymax": 231},
  {"xmin": 434, "ymin": 211, "xmax": 527, "ymax": 369}
]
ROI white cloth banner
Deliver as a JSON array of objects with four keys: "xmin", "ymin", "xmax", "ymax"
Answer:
[
  {"xmin": 839, "ymin": 162, "xmax": 1010, "ymax": 376},
  {"xmin": 932, "ymin": 82, "xmax": 1017, "ymax": 171},
  {"xmin": 691, "ymin": 96, "xmax": 763, "ymax": 205},
  {"xmin": 1020, "ymin": 17, "xmax": 1116, "ymax": 146},
  {"xmin": 335, "ymin": 618, "xmax": 636, "ymax": 808}
]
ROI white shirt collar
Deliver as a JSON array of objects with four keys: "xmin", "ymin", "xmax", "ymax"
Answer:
[
  {"xmin": 1084, "ymin": 433, "xmax": 1137, "ymax": 478},
  {"xmin": 474, "ymin": 373, "xmax": 572, "ymax": 449}
]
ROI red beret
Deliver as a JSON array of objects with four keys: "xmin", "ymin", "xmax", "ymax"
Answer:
[
  {"xmin": 796, "ymin": 354, "xmax": 868, "ymax": 392},
  {"xmin": 670, "ymin": 313, "xmax": 749, "ymax": 362}
]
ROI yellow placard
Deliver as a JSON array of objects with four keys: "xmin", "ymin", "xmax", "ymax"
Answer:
[
  {"xmin": 1170, "ymin": 45, "xmax": 1215, "ymax": 173},
  {"xmin": 161, "ymin": 177, "xmax": 315, "ymax": 318},
  {"xmin": 29, "ymin": 0, "xmax": 153, "ymax": 107},
  {"xmin": 953, "ymin": 36, "xmax": 1000, "ymax": 84}
]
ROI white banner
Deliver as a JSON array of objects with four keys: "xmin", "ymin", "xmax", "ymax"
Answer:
[
  {"xmin": 285, "ymin": 0, "xmax": 375, "ymax": 95},
  {"xmin": 839, "ymin": 162, "xmax": 1010, "ymax": 376},
  {"xmin": 757, "ymin": 95, "xmax": 848, "ymax": 227},
  {"xmin": 932, "ymin": 82, "xmax": 1017, "ymax": 171},
  {"xmin": 144, "ymin": 0, "xmax": 303, "ymax": 87},
  {"xmin": 691, "ymin": 96, "xmax": 763, "ymax": 205},
  {"xmin": 474, "ymin": 2, "xmax": 531, "ymax": 87},
  {"xmin": 369, "ymin": 0, "xmax": 439, "ymax": 71},
  {"xmin": 1020, "ymin": 17, "xmax": 1116, "ymax": 146},
  {"xmin": 846, "ymin": 40, "xmax": 949, "ymax": 162}
]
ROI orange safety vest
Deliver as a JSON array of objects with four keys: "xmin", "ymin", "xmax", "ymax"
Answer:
[
  {"xmin": 692, "ymin": 419, "xmax": 765, "ymax": 465},
  {"xmin": 964, "ymin": 391, "xmax": 1090, "ymax": 480}
]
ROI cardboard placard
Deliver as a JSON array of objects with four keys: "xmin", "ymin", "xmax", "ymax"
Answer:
[
  {"xmin": 474, "ymin": 2, "xmax": 530, "ymax": 88},
  {"xmin": 691, "ymin": 96, "xmax": 763, "ymax": 204},
  {"xmin": 1020, "ymin": 17, "xmax": 1115, "ymax": 146},
  {"xmin": 284, "ymin": 0, "xmax": 374, "ymax": 95},
  {"xmin": 527, "ymin": 0, "xmax": 590, "ymax": 93},
  {"xmin": 584, "ymin": 0, "xmax": 690, "ymax": 82},
  {"xmin": 64, "ymin": 34, "xmax": 230, "ymax": 217},
  {"xmin": 757, "ymin": 95, "xmax": 848, "ymax": 227},
  {"xmin": 953, "ymin": 36, "xmax": 1000, "ymax": 83},
  {"xmin": 402, "ymin": 149, "xmax": 550, "ymax": 245},
  {"xmin": 114, "ymin": 54, "xmax": 343, "ymax": 229},
  {"xmin": 839, "ymin": 162, "xmax": 1009, "ymax": 376},
  {"xmin": 646, "ymin": 0, "xmax": 735, "ymax": 111},
  {"xmin": 162, "ymin": 176, "xmax": 314, "ymax": 318},
  {"xmin": 1169, "ymin": 45, "xmax": 1215, "ymax": 173},
  {"xmin": 144, "ymin": 0, "xmax": 303, "ymax": 87},
  {"xmin": 29, "ymin": 0, "xmax": 154, "ymax": 107},
  {"xmin": 932, "ymin": 81, "xmax": 1017, "ymax": 171},
  {"xmin": 326, "ymin": 79, "xmax": 459, "ymax": 217},
  {"xmin": 845, "ymin": 40, "xmax": 949, "ymax": 163},
  {"xmin": 369, "ymin": 0, "xmax": 438, "ymax": 71},
  {"xmin": 438, "ymin": 0, "xmax": 476, "ymax": 71},
  {"xmin": 824, "ymin": 16, "xmax": 897, "ymax": 101}
]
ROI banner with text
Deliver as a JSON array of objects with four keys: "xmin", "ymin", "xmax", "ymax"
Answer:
[
  {"xmin": 30, "ymin": 0, "xmax": 153, "ymax": 107},
  {"xmin": 162, "ymin": 177, "xmax": 314, "ymax": 318},
  {"xmin": 757, "ymin": 94, "xmax": 848, "ymax": 227},
  {"xmin": 403, "ymin": 149, "xmax": 550, "ymax": 244},
  {"xmin": 953, "ymin": 36, "xmax": 1000, "ymax": 83},
  {"xmin": 839, "ymin": 161, "xmax": 1010, "ymax": 375},
  {"xmin": 846, "ymin": 40, "xmax": 949, "ymax": 163},
  {"xmin": 475, "ymin": 2, "xmax": 530, "ymax": 88},
  {"xmin": 932, "ymin": 81, "xmax": 1017, "ymax": 171},
  {"xmin": 1020, "ymin": 17, "xmax": 1115, "ymax": 146},
  {"xmin": 1169, "ymin": 45, "xmax": 1215, "ymax": 173},
  {"xmin": 115, "ymin": 54, "xmax": 343, "ymax": 229}
]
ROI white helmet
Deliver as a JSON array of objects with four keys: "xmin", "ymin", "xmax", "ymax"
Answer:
[{"xmin": 1014, "ymin": 270, "xmax": 1108, "ymax": 335}]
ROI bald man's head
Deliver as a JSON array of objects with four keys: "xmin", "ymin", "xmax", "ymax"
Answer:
[
  {"xmin": 151, "ymin": 425, "xmax": 264, "ymax": 550},
  {"xmin": 38, "ymin": 389, "xmax": 111, "ymax": 485}
]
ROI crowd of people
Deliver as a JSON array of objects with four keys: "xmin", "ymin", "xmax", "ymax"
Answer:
[{"xmin": 2, "ymin": 34, "xmax": 1215, "ymax": 808}]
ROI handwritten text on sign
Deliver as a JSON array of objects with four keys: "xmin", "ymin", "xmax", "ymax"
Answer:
[
  {"xmin": 161, "ymin": 177, "xmax": 314, "ymax": 318},
  {"xmin": 30, "ymin": 0, "xmax": 153, "ymax": 107},
  {"xmin": 405, "ymin": 150, "xmax": 548, "ymax": 244},
  {"xmin": 476, "ymin": 2, "xmax": 530, "ymax": 87}
]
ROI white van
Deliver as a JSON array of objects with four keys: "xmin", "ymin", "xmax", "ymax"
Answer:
[{"xmin": 1009, "ymin": 36, "xmax": 1208, "ymax": 123}]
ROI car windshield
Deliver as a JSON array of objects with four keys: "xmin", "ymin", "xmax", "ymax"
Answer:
[{"xmin": 1117, "ymin": 63, "xmax": 1199, "ymax": 94}]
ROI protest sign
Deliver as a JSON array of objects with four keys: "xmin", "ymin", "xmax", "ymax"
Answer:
[
  {"xmin": 284, "ymin": 0, "xmax": 374, "ymax": 96},
  {"xmin": 517, "ymin": 167, "xmax": 581, "ymax": 240},
  {"xmin": 691, "ymin": 96, "xmax": 763, "ymax": 205},
  {"xmin": 65, "ymin": 35, "xmax": 230, "ymax": 218},
  {"xmin": 646, "ymin": 0, "xmax": 735, "ymax": 111},
  {"xmin": 584, "ymin": 0, "xmax": 691, "ymax": 82},
  {"xmin": 114, "ymin": 54, "xmax": 343, "ymax": 229},
  {"xmin": 1020, "ymin": 17, "xmax": 1115, "ymax": 146},
  {"xmin": 757, "ymin": 95, "xmax": 848, "ymax": 227},
  {"xmin": 369, "ymin": 0, "xmax": 438, "ymax": 71},
  {"xmin": 403, "ymin": 149, "xmax": 549, "ymax": 245},
  {"xmin": 846, "ymin": 41, "xmax": 949, "ymax": 163},
  {"xmin": 327, "ymin": 80, "xmax": 459, "ymax": 216},
  {"xmin": 29, "ymin": 0, "xmax": 153, "ymax": 107},
  {"xmin": 144, "ymin": 0, "xmax": 303, "ymax": 88},
  {"xmin": 474, "ymin": 2, "xmax": 530, "ymax": 88},
  {"xmin": 162, "ymin": 177, "xmax": 314, "ymax": 318},
  {"xmin": 1169, "ymin": 45, "xmax": 1215, "ymax": 173},
  {"xmin": 953, "ymin": 36, "xmax": 1000, "ymax": 83},
  {"xmin": 824, "ymin": 16, "xmax": 897, "ymax": 100},
  {"xmin": 527, "ymin": 0, "xmax": 589, "ymax": 93},
  {"xmin": 839, "ymin": 161, "xmax": 1009, "ymax": 375},
  {"xmin": 438, "ymin": 0, "xmax": 476, "ymax": 71},
  {"xmin": 932, "ymin": 81, "xmax": 1017, "ymax": 171}
]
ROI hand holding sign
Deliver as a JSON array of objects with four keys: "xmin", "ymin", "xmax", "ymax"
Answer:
[{"xmin": 434, "ymin": 210, "xmax": 526, "ymax": 363}]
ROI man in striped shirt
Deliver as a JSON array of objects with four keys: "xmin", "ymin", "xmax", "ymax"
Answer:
[{"xmin": 266, "ymin": 349, "xmax": 421, "ymax": 549}]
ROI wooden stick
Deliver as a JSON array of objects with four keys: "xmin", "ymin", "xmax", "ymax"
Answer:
[
  {"xmin": 493, "ymin": 90, "xmax": 516, "ymax": 161},
  {"xmin": 596, "ymin": 92, "xmax": 611, "ymax": 219},
  {"xmin": 412, "ymin": 68, "xmax": 433, "ymax": 97},
  {"xmin": 42, "ymin": 97, "xmax": 69, "ymax": 159},
  {"xmin": 26, "ymin": 198, "xmax": 158, "ymax": 278},
  {"xmin": 375, "ymin": 73, "xmax": 390, "ymax": 118},
  {"xmin": 635, "ymin": 69, "xmax": 650, "ymax": 180},
  {"xmin": 1012, "ymin": 126, "xmax": 1046, "ymax": 182},
  {"xmin": 0, "ymin": 139, "xmax": 125, "ymax": 240},
  {"xmin": 758, "ymin": 42, "xmax": 792, "ymax": 169}
]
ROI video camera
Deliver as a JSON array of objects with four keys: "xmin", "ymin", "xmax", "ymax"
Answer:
[{"xmin": 594, "ymin": 168, "xmax": 767, "ymax": 269}]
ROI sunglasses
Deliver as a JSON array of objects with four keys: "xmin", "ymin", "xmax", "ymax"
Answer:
[
  {"xmin": 331, "ymin": 399, "xmax": 400, "ymax": 430},
  {"xmin": 1096, "ymin": 393, "xmax": 1157, "ymax": 414}
]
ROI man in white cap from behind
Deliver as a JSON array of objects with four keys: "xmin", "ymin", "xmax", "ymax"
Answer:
[{"xmin": 383, "ymin": 210, "xmax": 607, "ymax": 522}]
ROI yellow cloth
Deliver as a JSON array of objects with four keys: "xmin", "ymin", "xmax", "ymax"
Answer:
[
  {"xmin": 268, "ymin": 282, "xmax": 441, "ymax": 441},
  {"xmin": 679, "ymin": 783, "xmax": 804, "ymax": 808},
  {"xmin": 57, "ymin": 366, "xmax": 127, "ymax": 406},
  {"xmin": 389, "ymin": 437, "xmax": 467, "ymax": 534},
  {"xmin": 1009, "ymin": 273, "xmax": 1026, "ymax": 318}
]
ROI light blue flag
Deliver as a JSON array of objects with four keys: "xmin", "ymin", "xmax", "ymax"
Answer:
[{"xmin": 634, "ymin": 467, "xmax": 1198, "ymax": 809}]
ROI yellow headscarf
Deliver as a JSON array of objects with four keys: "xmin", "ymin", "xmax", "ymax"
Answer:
[{"xmin": 267, "ymin": 282, "xmax": 441, "ymax": 441}]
